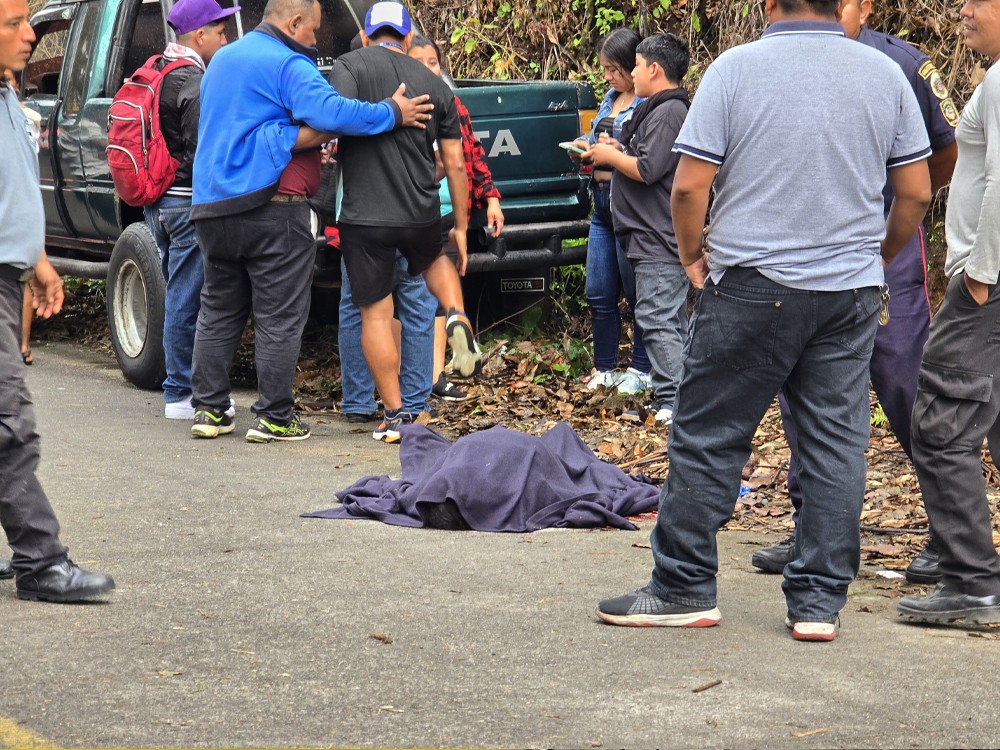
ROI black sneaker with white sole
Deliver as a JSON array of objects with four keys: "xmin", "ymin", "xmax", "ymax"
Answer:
[
  {"xmin": 245, "ymin": 414, "xmax": 311, "ymax": 443},
  {"xmin": 191, "ymin": 407, "xmax": 235, "ymax": 438},
  {"xmin": 596, "ymin": 586, "xmax": 721, "ymax": 627},
  {"xmin": 431, "ymin": 373, "xmax": 471, "ymax": 402}
]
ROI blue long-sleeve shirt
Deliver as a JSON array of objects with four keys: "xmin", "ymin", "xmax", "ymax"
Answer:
[{"xmin": 191, "ymin": 24, "xmax": 401, "ymax": 219}]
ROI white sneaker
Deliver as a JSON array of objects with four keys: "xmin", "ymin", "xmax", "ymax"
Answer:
[
  {"xmin": 615, "ymin": 367, "xmax": 651, "ymax": 395},
  {"xmin": 586, "ymin": 370, "xmax": 626, "ymax": 390},
  {"xmin": 653, "ymin": 406, "xmax": 673, "ymax": 424},
  {"xmin": 165, "ymin": 396, "xmax": 236, "ymax": 420}
]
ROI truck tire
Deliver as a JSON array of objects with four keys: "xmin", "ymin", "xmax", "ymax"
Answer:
[{"xmin": 107, "ymin": 222, "xmax": 166, "ymax": 390}]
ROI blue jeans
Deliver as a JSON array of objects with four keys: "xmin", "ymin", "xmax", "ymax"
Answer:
[
  {"xmin": 781, "ymin": 227, "xmax": 931, "ymax": 517},
  {"xmin": 631, "ymin": 260, "xmax": 689, "ymax": 411},
  {"xmin": 339, "ymin": 253, "xmax": 436, "ymax": 414},
  {"xmin": 145, "ymin": 195, "xmax": 204, "ymax": 404},
  {"xmin": 585, "ymin": 184, "xmax": 650, "ymax": 373},
  {"xmin": 648, "ymin": 268, "xmax": 880, "ymax": 622}
]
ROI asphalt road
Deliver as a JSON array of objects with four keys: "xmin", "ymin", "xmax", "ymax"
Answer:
[{"xmin": 2, "ymin": 341, "xmax": 999, "ymax": 749}]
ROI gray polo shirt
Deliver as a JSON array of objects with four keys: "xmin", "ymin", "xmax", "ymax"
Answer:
[
  {"xmin": 672, "ymin": 20, "xmax": 931, "ymax": 292},
  {"xmin": 0, "ymin": 83, "xmax": 44, "ymax": 270}
]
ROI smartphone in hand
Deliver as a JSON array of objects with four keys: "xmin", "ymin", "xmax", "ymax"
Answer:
[{"xmin": 559, "ymin": 141, "xmax": 587, "ymax": 155}]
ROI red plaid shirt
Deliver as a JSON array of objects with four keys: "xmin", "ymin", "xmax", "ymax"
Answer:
[{"xmin": 455, "ymin": 95, "xmax": 501, "ymax": 212}]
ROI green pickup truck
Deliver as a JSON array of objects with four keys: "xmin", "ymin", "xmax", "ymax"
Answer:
[{"xmin": 20, "ymin": 0, "xmax": 597, "ymax": 389}]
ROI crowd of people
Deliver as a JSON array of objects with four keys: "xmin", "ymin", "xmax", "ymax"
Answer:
[
  {"xmin": 593, "ymin": 0, "xmax": 1000, "ymax": 641},
  {"xmin": 0, "ymin": 0, "xmax": 998, "ymax": 641}
]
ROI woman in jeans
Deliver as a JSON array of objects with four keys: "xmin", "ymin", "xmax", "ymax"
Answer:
[{"xmin": 571, "ymin": 28, "xmax": 651, "ymax": 394}]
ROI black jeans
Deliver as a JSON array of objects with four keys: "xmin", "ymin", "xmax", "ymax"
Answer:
[
  {"xmin": 0, "ymin": 278, "xmax": 67, "ymax": 576},
  {"xmin": 911, "ymin": 274, "xmax": 1000, "ymax": 596},
  {"xmin": 192, "ymin": 202, "xmax": 314, "ymax": 422},
  {"xmin": 648, "ymin": 267, "xmax": 880, "ymax": 622}
]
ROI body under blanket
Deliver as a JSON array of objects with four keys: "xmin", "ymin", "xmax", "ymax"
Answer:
[{"xmin": 303, "ymin": 423, "xmax": 660, "ymax": 532}]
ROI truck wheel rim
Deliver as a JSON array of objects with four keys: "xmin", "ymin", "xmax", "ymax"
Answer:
[{"xmin": 113, "ymin": 259, "xmax": 148, "ymax": 359}]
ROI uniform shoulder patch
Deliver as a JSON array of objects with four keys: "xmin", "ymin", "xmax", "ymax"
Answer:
[
  {"xmin": 919, "ymin": 61, "xmax": 951, "ymax": 100},
  {"xmin": 940, "ymin": 98, "xmax": 960, "ymax": 127}
]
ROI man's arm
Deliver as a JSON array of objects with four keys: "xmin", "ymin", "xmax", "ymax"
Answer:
[
  {"xmin": 928, "ymin": 141, "xmax": 957, "ymax": 193},
  {"xmin": 884, "ymin": 160, "xmax": 932, "ymax": 266},
  {"xmin": 440, "ymin": 137, "xmax": 470, "ymax": 275},
  {"xmin": 670, "ymin": 154, "xmax": 719, "ymax": 288},
  {"xmin": 294, "ymin": 125, "xmax": 332, "ymax": 151}
]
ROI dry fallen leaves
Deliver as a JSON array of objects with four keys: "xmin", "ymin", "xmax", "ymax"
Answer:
[{"xmin": 292, "ymin": 332, "xmax": 1000, "ymax": 571}]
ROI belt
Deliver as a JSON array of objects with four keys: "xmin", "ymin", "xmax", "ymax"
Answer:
[
  {"xmin": 270, "ymin": 193, "xmax": 309, "ymax": 203},
  {"xmin": 0, "ymin": 264, "xmax": 33, "ymax": 283}
]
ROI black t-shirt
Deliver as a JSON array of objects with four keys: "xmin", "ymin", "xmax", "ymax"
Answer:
[
  {"xmin": 330, "ymin": 46, "xmax": 460, "ymax": 227},
  {"xmin": 612, "ymin": 97, "xmax": 688, "ymax": 263}
]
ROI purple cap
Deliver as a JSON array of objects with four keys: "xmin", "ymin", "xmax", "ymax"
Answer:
[
  {"xmin": 364, "ymin": 1, "xmax": 411, "ymax": 37},
  {"xmin": 167, "ymin": 0, "xmax": 241, "ymax": 35}
]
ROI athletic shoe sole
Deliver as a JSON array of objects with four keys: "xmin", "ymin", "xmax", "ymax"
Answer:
[
  {"xmin": 191, "ymin": 422, "xmax": 235, "ymax": 439},
  {"xmin": 785, "ymin": 617, "xmax": 839, "ymax": 642},
  {"xmin": 897, "ymin": 603, "xmax": 1000, "ymax": 626},
  {"xmin": 595, "ymin": 607, "xmax": 722, "ymax": 628},
  {"xmin": 245, "ymin": 429, "xmax": 311, "ymax": 443},
  {"xmin": 433, "ymin": 391, "xmax": 472, "ymax": 402},
  {"xmin": 446, "ymin": 314, "xmax": 482, "ymax": 378}
]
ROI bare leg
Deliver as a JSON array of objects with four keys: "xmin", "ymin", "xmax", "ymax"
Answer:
[
  {"xmin": 421, "ymin": 255, "xmax": 465, "ymax": 315},
  {"xmin": 433, "ymin": 316, "xmax": 446, "ymax": 381},
  {"xmin": 359, "ymin": 295, "xmax": 402, "ymax": 411},
  {"xmin": 392, "ymin": 317, "xmax": 402, "ymax": 374}
]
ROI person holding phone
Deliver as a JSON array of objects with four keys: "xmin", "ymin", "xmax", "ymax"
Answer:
[{"xmin": 569, "ymin": 28, "xmax": 651, "ymax": 396}]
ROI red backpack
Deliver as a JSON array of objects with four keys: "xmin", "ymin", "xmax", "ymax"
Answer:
[{"xmin": 106, "ymin": 55, "xmax": 197, "ymax": 207}]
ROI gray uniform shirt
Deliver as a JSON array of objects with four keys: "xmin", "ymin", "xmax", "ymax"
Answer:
[
  {"xmin": 672, "ymin": 20, "xmax": 930, "ymax": 292},
  {"xmin": 0, "ymin": 83, "xmax": 44, "ymax": 269},
  {"xmin": 945, "ymin": 61, "xmax": 1000, "ymax": 285}
]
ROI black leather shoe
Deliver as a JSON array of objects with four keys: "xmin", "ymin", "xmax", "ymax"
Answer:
[
  {"xmin": 898, "ymin": 583, "xmax": 1000, "ymax": 626},
  {"xmin": 16, "ymin": 559, "xmax": 115, "ymax": 603},
  {"xmin": 751, "ymin": 535, "xmax": 795, "ymax": 574},
  {"xmin": 0, "ymin": 559, "xmax": 13, "ymax": 580},
  {"xmin": 344, "ymin": 411, "xmax": 378, "ymax": 424},
  {"xmin": 905, "ymin": 539, "xmax": 941, "ymax": 584}
]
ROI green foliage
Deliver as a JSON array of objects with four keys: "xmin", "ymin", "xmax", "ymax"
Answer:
[
  {"xmin": 62, "ymin": 276, "xmax": 106, "ymax": 299},
  {"xmin": 594, "ymin": 0, "xmax": 626, "ymax": 37},
  {"xmin": 872, "ymin": 404, "xmax": 889, "ymax": 429},
  {"xmin": 519, "ymin": 305, "xmax": 545, "ymax": 336},
  {"xmin": 652, "ymin": 0, "xmax": 672, "ymax": 21}
]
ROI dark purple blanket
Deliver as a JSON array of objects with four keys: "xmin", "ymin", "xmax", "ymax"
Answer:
[{"xmin": 303, "ymin": 423, "xmax": 660, "ymax": 531}]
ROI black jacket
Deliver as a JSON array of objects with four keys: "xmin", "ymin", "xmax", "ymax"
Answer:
[{"xmin": 157, "ymin": 62, "xmax": 202, "ymax": 190}]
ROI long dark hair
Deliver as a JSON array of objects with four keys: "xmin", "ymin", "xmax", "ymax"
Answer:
[{"xmin": 598, "ymin": 27, "xmax": 641, "ymax": 73}]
